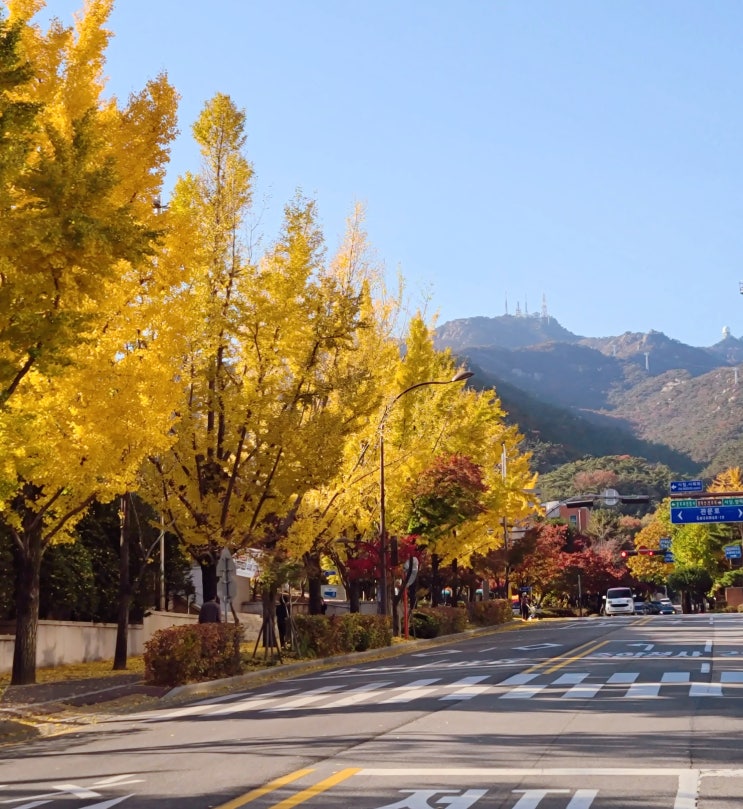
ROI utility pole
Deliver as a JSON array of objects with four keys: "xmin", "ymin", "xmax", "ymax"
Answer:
[{"xmin": 501, "ymin": 442, "xmax": 510, "ymax": 601}]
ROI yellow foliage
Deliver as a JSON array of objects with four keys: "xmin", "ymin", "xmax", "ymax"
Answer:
[{"xmin": 709, "ymin": 467, "xmax": 743, "ymax": 492}]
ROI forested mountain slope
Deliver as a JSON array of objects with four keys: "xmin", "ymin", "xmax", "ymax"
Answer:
[{"xmin": 436, "ymin": 314, "xmax": 742, "ymax": 476}]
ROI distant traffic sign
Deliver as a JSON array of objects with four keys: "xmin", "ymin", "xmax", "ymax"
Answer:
[
  {"xmin": 669, "ymin": 480, "xmax": 703, "ymax": 493},
  {"xmin": 663, "ymin": 552, "xmax": 675, "ymax": 563},
  {"xmin": 724, "ymin": 544, "xmax": 742, "ymax": 560},
  {"xmin": 659, "ymin": 537, "xmax": 672, "ymax": 550},
  {"xmin": 670, "ymin": 497, "xmax": 743, "ymax": 508},
  {"xmin": 671, "ymin": 505, "xmax": 743, "ymax": 524}
]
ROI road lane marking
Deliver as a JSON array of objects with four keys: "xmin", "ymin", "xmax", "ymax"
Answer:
[
  {"xmin": 541, "ymin": 640, "xmax": 609, "ymax": 675},
  {"xmin": 213, "ymin": 769, "xmax": 314, "ymax": 809},
  {"xmin": 267, "ymin": 769, "xmax": 360, "ymax": 809}
]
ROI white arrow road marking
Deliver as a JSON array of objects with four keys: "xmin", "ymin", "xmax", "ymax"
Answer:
[
  {"xmin": 90, "ymin": 778, "xmax": 143, "ymax": 789},
  {"xmin": 2, "ymin": 786, "xmax": 101, "ymax": 804},
  {"xmin": 8, "ymin": 802, "xmax": 51, "ymax": 809},
  {"xmin": 513, "ymin": 643, "xmax": 561, "ymax": 651},
  {"xmin": 628, "ymin": 643, "xmax": 654, "ymax": 650}
]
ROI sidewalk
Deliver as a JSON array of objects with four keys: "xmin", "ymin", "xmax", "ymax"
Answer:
[{"xmin": 0, "ymin": 672, "xmax": 170, "ymax": 745}]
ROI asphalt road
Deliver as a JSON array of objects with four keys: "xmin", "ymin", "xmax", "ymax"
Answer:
[{"xmin": 1, "ymin": 614, "xmax": 742, "ymax": 809}]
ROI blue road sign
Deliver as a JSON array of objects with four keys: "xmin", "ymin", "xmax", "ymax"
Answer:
[
  {"xmin": 724, "ymin": 544, "xmax": 742, "ymax": 559},
  {"xmin": 664, "ymin": 552, "xmax": 675, "ymax": 563},
  {"xmin": 669, "ymin": 479, "xmax": 703, "ymax": 493},
  {"xmin": 671, "ymin": 505, "xmax": 743, "ymax": 524},
  {"xmin": 659, "ymin": 537, "xmax": 672, "ymax": 550}
]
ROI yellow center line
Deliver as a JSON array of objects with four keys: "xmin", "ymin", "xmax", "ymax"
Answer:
[
  {"xmin": 542, "ymin": 640, "xmax": 609, "ymax": 675},
  {"xmin": 213, "ymin": 768, "xmax": 315, "ymax": 809},
  {"xmin": 267, "ymin": 768, "xmax": 361, "ymax": 809},
  {"xmin": 519, "ymin": 639, "xmax": 610, "ymax": 677}
]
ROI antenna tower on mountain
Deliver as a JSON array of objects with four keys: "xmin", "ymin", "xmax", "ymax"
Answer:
[
  {"xmin": 541, "ymin": 293, "xmax": 548, "ymax": 321},
  {"xmin": 505, "ymin": 293, "xmax": 509, "ymax": 316}
]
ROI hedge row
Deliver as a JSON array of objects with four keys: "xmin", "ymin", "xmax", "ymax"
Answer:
[
  {"xmin": 143, "ymin": 599, "xmax": 514, "ymax": 686},
  {"xmin": 144, "ymin": 623, "xmax": 244, "ymax": 686},
  {"xmin": 293, "ymin": 613, "xmax": 392, "ymax": 657}
]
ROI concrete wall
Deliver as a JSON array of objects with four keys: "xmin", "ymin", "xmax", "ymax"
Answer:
[
  {"xmin": 0, "ymin": 610, "xmax": 265, "ymax": 673},
  {"xmin": 0, "ymin": 619, "xmax": 144, "ymax": 673}
]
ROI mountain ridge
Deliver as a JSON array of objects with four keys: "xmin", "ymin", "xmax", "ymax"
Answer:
[{"xmin": 434, "ymin": 314, "xmax": 743, "ymax": 476}]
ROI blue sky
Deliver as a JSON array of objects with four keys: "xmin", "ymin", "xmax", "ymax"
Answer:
[{"xmin": 38, "ymin": 1, "xmax": 743, "ymax": 347}]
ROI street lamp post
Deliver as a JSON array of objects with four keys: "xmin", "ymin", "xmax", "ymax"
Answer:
[{"xmin": 378, "ymin": 370, "xmax": 474, "ymax": 616}]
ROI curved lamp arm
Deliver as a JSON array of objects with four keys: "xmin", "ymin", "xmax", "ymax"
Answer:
[{"xmin": 377, "ymin": 369, "xmax": 473, "ymax": 618}]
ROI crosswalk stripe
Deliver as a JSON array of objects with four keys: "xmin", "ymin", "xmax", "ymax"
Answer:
[
  {"xmin": 321, "ymin": 681, "xmax": 393, "ymax": 708},
  {"xmin": 380, "ymin": 678, "xmax": 441, "ymax": 703},
  {"xmin": 607, "ymin": 673, "xmax": 638, "ymax": 684},
  {"xmin": 439, "ymin": 675, "xmax": 490, "ymax": 701},
  {"xmin": 267, "ymin": 685, "xmax": 343, "ymax": 712},
  {"xmin": 151, "ymin": 668, "xmax": 743, "ymax": 719},
  {"xmin": 500, "ymin": 685, "xmax": 547, "ymax": 699},
  {"xmin": 690, "ymin": 683, "xmax": 722, "ymax": 697}
]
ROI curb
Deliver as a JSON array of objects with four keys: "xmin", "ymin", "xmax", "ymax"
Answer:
[{"xmin": 162, "ymin": 622, "xmax": 517, "ymax": 702}]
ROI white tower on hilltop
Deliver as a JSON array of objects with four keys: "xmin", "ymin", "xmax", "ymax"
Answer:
[{"xmin": 723, "ymin": 325, "xmax": 731, "ymax": 339}]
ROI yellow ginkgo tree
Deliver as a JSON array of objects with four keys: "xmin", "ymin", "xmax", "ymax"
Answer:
[
  {"xmin": 0, "ymin": 1, "xmax": 180, "ymax": 684},
  {"xmin": 140, "ymin": 95, "xmax": 394, "ymax": 636}
]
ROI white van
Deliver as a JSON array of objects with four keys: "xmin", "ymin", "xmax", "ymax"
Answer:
[{"xmin": 605, "ymin": 587, "xmax": 635, "ymax": 616}]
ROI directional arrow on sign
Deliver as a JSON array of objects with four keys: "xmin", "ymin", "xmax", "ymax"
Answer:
[{"xmin": 671, "ymin": 506, "xmax": 743, "ymax": 524}]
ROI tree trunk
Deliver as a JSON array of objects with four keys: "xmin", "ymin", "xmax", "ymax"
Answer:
[
  {"xmin": 200, "ymin": 553, "xmax": 218, "ymax": 601},
  {"xmin": 11, "ymin": 527, "xmax": 43, "ymax": 685},
  {"xmin": 113, "ymin": 496, "xmax": 130, "ymax": 670},
  {"xmin": 348, "ymin": 579, "xmax": 360, "ymax": 613},
  {"xmin": 431, "ymin": 554, "xmax": 440, "ymax": 607},
  {"xmin": 307, "ymin": 576, "xmax": 323, "ymax": 615},
  {"xmin": 255, "ymin": 584, "xmax": 281, "ymax": 660}
]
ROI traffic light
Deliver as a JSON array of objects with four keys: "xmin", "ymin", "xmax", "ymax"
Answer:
[{"xmin": 621, "ymin": 547, "xmax": 663, "ymax": 559}]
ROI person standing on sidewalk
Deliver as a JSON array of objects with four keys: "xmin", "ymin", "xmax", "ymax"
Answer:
[
  {"xmin": 520, "ymin": 591, "xmax": 530, "ymax": 621},
  {"xmin": 198, "ymin": 596, "xmax": 221, "ymax": 623},
  {"xmin": 276, "ymin": 594, "xmax": 290, "ymax": 647}
]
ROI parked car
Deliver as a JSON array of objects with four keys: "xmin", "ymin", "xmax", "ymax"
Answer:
[
  {"xmin": 649, "ymin": 599, "xmax": 675, "ymax": 615},
  {"xmin": 633, "ymin": 599, "xmax": 652, "ymax": 615}
]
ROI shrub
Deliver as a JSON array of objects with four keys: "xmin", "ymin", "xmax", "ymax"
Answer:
[
  {"xmin": 411, "ymin": 605, "xmax": 467, "ymax": 638},
  {"xmin": 144, "ymin": 623, "xmax": 244, "ymax": 686},
  {"xmin": 293, "ymin": 613, "xmax": 392, "ymax": 657},
  {"xmin": 411, "ymin": 610, "xmax": 440, "ymax": 638},
  {"xmin": 469, "ymin": 598, "xmax": 512, "ymax": 626},
  {"xmin": 536, "ymin": 606, "xmax": 575, "ymax": 618}
]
